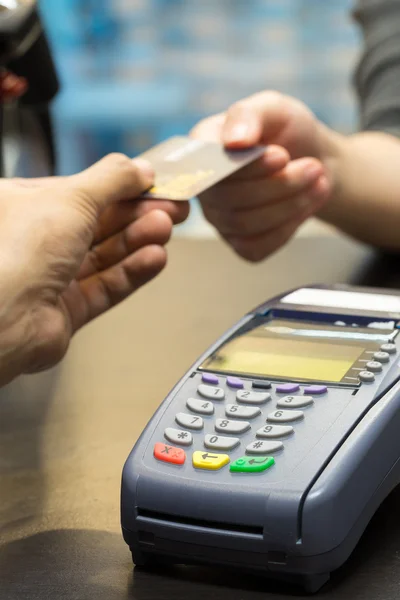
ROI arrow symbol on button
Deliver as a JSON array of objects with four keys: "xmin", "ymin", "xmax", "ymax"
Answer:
[
  {"xmin": 249, "ymin": 458, "xmax": 269, "ymax": 465},
  {"xmin": 202, "ymin": 453, "xmax": 218, "ymax": 460}
]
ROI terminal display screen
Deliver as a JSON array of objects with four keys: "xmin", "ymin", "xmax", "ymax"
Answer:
[{"xmin": 200, "ymin": 318, "xmax": 395, "ymax": 384}]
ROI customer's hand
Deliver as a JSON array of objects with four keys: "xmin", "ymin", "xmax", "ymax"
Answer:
[
  {"xmin": 0, "ymin": 153, "xmax": 189, "ymax": 385},
  {"xmin": 191, "ymin": 91, "xmax": 333, "ymax": 261}
]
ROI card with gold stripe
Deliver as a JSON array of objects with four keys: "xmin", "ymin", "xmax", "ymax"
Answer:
[{"xmin": 138, "ymin": 135, "xmax": 265, "ymax": 201}]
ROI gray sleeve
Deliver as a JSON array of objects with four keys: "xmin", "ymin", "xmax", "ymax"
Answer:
[{"xmin": 353, "ymin": 0, "xmax": 400, "ymax": 135}]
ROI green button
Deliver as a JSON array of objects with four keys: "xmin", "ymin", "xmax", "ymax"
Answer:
[{"xmin": 230, "ymin": 455, "xmax": 275, "ymax": 473}]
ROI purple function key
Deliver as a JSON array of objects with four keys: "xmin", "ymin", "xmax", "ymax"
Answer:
[
  {"xmin": 202, "ymin": 373, "xmax": 219, "ymax": 385},
  {"xmin": 303, "ymin": 385, "xmax": 327, "ymax": 395},
  {"xmin": 227, "ymin": 376, "xmax": 244, "ymax": 389},
  {"xmin": 276, "ymin": 383, "xmax": 300, "ymax": 394}
]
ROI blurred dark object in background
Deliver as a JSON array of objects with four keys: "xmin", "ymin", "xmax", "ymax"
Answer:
[{"xmin": 0, "ymin": 0, "xmax": 59, "ymax": 177}]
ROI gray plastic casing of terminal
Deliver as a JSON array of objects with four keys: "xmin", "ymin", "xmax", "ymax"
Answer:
[{"xmin": 121, "ymin": 284, "xmax": 400, "ymax": 592}]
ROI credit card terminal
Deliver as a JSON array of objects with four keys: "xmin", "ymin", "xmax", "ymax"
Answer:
[{"xmin": 121, "ymin": 284, "xmax": 400, "ymax": 592}]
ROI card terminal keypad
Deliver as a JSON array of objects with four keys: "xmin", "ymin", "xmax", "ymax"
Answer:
[
  {"xmin": 148, "ymin": 354, "xmax": 392, "ymax": 479},
  {"xmin": 155, "ymin": 374, "xmax": 349, "ymax": 475}
]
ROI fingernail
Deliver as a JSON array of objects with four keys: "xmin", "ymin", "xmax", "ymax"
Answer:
[
  {"xmin": 131, "ymin": 158, "xmax": 154, "ymax": 179},
  {"xmin": 224, "ymin": 123, "xmax": 251, "ymax": 143}
]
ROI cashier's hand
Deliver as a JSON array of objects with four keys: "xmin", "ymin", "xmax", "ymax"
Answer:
[
  {"xmin": 0, "ymin": 153, "xmax": 189, "ymax": 386},
  {"xmin": 190, "ymin": 91, "xmax": 332, "ymax": 261}
]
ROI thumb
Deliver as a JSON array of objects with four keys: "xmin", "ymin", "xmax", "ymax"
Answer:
[
  {"xmin": 222, "ymin": 91, "xmax": 292, "ymax": 149},
  {"xmin": 67, "ymin": 153, "xmax": 154, "ymax": 214}
]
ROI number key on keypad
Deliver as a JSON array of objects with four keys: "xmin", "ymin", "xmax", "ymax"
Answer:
[
  {"xmin": 204, "ymin": 434, "xmax": 240, "ymax": 451},
  {"xmin": 198, "ymin": 384, "xmax": 225, "ymax": 400},
  {"xmin": 267, "ymin": 410, "xmax": 304, "ymax": 423},
  {"xmin": 215, "ymin": 419, "xmax": 250, "ymax": 434},
  {"xmin": 276, "ymin": 395, "xmax": 314, "ymax": 409},
  {"xmin": 256, "ymin": 425, "xmax": 294, "ymax": 439},
  {"xmin": 176, "ymin": 412, "xmax": 204, "ymax": 430},
  {"xmin": 225, "ymin": 404, "xmax": 261, "ymax": 419},
  {"xmin": 186, "ymin": 398, "xmax": 214, "ymax": 415},
  {"xmin": 236, "ymin": 390, "xmax": 271, "ymax": 405}
]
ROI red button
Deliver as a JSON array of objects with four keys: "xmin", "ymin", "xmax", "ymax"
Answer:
[{"xmin": 154, "ymin": 443, "xmax": 186, "ymax": 465}]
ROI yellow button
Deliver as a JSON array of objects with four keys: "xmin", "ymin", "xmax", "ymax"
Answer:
[{"xmin": 192, "ymin": 451, "xmax": 230, "ymax": 471}]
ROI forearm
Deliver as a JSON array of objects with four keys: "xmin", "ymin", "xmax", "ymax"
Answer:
[
  {"xmin": 320, "ymin": 1, "xmax": 400, "ymax": 248},
  {"xmin": 317, "ymin": 127, "xmax": 400, "ymax": 250}
]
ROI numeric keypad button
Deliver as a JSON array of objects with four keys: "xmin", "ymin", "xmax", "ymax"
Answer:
[
  {"xmin": 236, "ymin": 390, "xmax": 271, "ymax": 405},
  {"xmin": 267, "ymin": 410, "xmax": 304, "ymax": 423},
  {"xmin": 215, "ymin": 419, "xmax": 250, "ymax": 434},
  {"xmin": 198, "ymin": 384, "xmax": 225, "ymax": 400},
  {"xmin": 186, "ymin": 398, "xmax": 214, "ymax": 415},
  {"xmin": 276, "ymin": 395, "xmax": 314, "ymax": 409},
  {"xmin": 246, "ymin": 440, "xmax": 283, "ymax": 454},
  {"xmin": 176, "ymin": 412, "xmax": 204, "ymax": 430},
  {"xmin": 256, "ymin": 425, "xmax": 294, "ymax": 439},
  {"xmin": 165, "ymin": 427, "xmax": 193, "ymax": 446},
  {"xmin": 225, "ymin": 404, "xmax": 261, "ymax": 419},
  {"xmin": 204, "ymin": 434, "xmax": 240, "ymax": 451}
]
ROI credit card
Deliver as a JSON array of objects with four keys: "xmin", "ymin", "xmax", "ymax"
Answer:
[{"xmin": 137, "ymin": 135, "xmax": 265, "ymax": 201}]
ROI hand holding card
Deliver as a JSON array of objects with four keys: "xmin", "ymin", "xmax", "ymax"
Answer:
[{"xmin": 137, "ymin": 136, "xmax": 266, "ymax": 201}]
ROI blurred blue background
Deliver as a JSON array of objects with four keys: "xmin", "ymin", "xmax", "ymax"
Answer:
[{"xmin": 38, "ymin": 0, "xmax": 360, "ymax": 232}]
